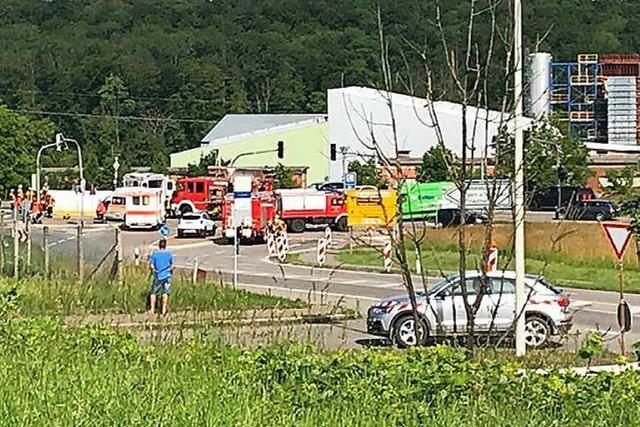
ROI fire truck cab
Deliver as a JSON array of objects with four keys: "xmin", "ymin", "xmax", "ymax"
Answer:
[
  {"xmin": 276, "ymin": 189, "xmax": 348, "ymax": 233},
  {"xmin": 171, "ymin": 176, "xmax": 229, "ymax": 217}
]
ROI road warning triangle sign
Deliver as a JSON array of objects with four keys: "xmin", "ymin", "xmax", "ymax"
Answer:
[{"xmin": 601, "ymin": 223, "xmax": 633, "ymax": 261}]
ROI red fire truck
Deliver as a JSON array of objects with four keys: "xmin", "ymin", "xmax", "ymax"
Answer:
[
  {"xmin": 221, "ymin": 173, "xmax": 276, "ymax": 242},
  {"xmin": 171, "ymin": 176, "xmax": 229, "ymax": 217},
  {"xmin": 276, "ymin": 189, "xmax": 348, "ymax": 233}
]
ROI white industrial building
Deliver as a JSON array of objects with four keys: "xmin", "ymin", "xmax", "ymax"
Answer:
[{"xmin": 326, "ymin": 86, "xmax": 525, "ymax": 180}]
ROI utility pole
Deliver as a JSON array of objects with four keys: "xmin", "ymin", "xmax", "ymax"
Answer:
[
  {"xmin": 0, "ymin": 212, "xmax": 5, "ymax": 276},
  {"xmin": 43, "ymin": 226, "xmax": 50, "ymax": 278},
  {"xmin": 115, "ymin": 228, "xmax": 123, "ymax": 286},
  {"xmin": 514, "ymin": 0, "xmax": 526, "ymax": 356},
  {"xmin": 77, "ymin": 224, "xmax": 84, "ymax": 283},
  {"xmin": 233, "ymin": 227, "xmax": 239, "ymax": 290},
  {"xmin": 13, "ymin": 218, "xmax": 19, "ymax": 279}
]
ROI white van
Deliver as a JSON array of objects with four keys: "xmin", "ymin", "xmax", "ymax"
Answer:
[{"xmin": 124, "ymin": 188, "xmax": 165, "ymax": 230}]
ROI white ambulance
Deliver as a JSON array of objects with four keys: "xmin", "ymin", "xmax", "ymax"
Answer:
[{"xmin": 123, "ymin": 188, "xmax": 165, "ymax": 230}]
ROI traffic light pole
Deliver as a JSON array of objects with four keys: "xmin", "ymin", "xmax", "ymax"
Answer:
[{"xmin": 230, "ymin": 142, "xmax": 284, "ymax": 166}]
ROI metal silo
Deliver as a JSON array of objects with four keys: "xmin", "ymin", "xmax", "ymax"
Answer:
[{"xmin": 529, "ymin": 52, "xmax": 552, "ymax": 119}]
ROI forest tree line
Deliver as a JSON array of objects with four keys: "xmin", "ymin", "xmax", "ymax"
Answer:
[{"xmin": 1, "ymin": 0, "xmax": 638, "ymax": 191}]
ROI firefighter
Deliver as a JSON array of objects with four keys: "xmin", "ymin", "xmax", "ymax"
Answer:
[
  {"xmin": 20, "ymin": 190, "xmax": 31, "ymax": 223},
  {"xmin": 16, "ymin": 185, "xmax": 24, "ymax": 212},
  {"xmin": 96, "ymin": 199, "xmax": 107, "ymax": 223},
  {"xmin": 31, "ymin": 192, "xmax": 44, "ymax": 224},
  {"xmin": 9, "ymin": 189, "xmax": 16, "ymax": 211},
  {"xmin": 46, "ymin": 193, "xmax": 55, "ymax": 218}
]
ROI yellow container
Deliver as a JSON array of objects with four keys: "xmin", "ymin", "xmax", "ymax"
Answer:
[{"xmin": 345, "ymin": 187, "xmax": 398, "ymax": 228}]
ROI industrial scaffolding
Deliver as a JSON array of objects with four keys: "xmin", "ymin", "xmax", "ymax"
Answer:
[{"xmin": 550, "ymin": 54, "xmax": 606, "ymax": 142}]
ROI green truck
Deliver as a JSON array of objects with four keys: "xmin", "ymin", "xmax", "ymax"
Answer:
[
  {"xmin": 401, "ymin": 181, "xmax": 455, "ymax": 220},
  {"xmin": 401, "ymin": 180, "xmax": 512, "ymax": 221}
]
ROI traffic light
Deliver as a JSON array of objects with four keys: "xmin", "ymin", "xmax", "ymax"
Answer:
[
  {"xmin": 277, "ymin": 140, "xmax": 284, "ymax": 159},
  {"xmin": 330, "ymin": 143, "xmax": 337, "ymax": 161},
  {"xmin": 557, "ymin": 168, "xmax": 568, "ymax": 182}
]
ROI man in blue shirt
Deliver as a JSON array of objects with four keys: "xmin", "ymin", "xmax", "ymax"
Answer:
[{"xmin": 149, "ymin": 239, "xmax": 175, "ymax": 315}]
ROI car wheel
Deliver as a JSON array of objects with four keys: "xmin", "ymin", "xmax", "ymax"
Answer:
[
  {"xmin": 596, "ymin": 212, "xmax": 605, "ymax": 222},
  {"xmin": 393, "ymin": 315, "xmax": 428, "ymax": 348},
  {"xmin": 524, "ymin": 315, "xmax": 551, "ymax": 348},
  {"xmin": 177, "ymin": 230, "xmax": 184, "ymax": 238},
  {"xmin": 288, "ymin": 219, "xmax": 305, "ymax": 233}
]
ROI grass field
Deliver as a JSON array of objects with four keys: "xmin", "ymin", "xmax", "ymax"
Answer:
[
  {"xmin": 335, "ymin": 222, "xmax": 640, "ymax": 293},
  {"xmin": 0, "ymin": 318, "xmax": 637, "ymax": 426},
  {"xmin": 0, "ymin": 267, "xmax": 305, "ymax": 315}
]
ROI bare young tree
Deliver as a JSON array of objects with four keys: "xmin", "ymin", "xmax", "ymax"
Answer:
[{"xmin": 341, "ymin": 1, "xmax": 521, "ymax": 352}]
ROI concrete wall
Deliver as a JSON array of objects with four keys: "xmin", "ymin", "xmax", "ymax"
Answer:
[
  {"xmin": 49, "ymin": 190, "xmax": 111, "ymax": 217},
  {"xmin": 171, "ymin": 122, "xmax": 330, "ymax": 184}
]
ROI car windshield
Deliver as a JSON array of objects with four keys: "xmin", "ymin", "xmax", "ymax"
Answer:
[
  {"xmin": 425, "ymin": 275, "xmax": 458, "ymax": 295},
  {"xmin": 183, "ymin": 214, "xmax": 202, "ymax": 220},
  {"xmin": 526, "ymin": 275, "xmax": 561, "ymax": 294}
]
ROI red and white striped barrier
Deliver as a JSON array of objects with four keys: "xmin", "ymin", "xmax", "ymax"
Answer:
[
  {"xmin": 486, "ymin": 246, "xmax": 498, "ymax": 272},
  {"xmin": 282, "ymin": 231, "xmax": 289, "ymax": 254},
  {"xmin": 277, "ymin": 234, "xmax": 287, "ymax": 261},
  {"xmin": 317, "ymin": 238, "xmax": 327, "ymax": 266},
  {"xmin": 324, "ymin": 226, "xmax": 332, "ymax": 246},
  {"xmin": 266, "ymin": 233, "xmax": 277, "ymax": 257},
  {"xmin": 383, "ymin": 240, "xmax": 393, "ymax": 272}
]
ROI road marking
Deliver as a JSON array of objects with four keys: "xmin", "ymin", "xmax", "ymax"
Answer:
[
  {"xmin": 571, "ymin": 300, "xmax": 593, "ymax": 309},
  {"xmin": 235, "ymin": 282, "xmax": 379, "ymax": 302},
  {"xmin": 163, "ymin": 241, "xmax": 214, "ymax": 251},
  {"xmin": 378, "ymin": 283, "xmax": 403, "ymax": 289},
  {"xmin": 577, "ymin": 307, "xmax": 640, "ymax": 317}
]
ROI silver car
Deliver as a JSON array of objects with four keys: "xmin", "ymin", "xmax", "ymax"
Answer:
[{"xmin": 367, "ymin": 270, "xmax": 572, "ymax": 348}]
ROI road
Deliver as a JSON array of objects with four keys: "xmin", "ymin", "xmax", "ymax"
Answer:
[{"xmin": 29, "ymin": 218, "xmax": 639, "ymax": 351}]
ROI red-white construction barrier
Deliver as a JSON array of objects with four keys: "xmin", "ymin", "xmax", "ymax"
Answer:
[
  {"xmin": 485, "ymin": 244, "xmax": 498, "ymax": 273},
  {"xmin": 324, "ymin": 226, "xmax": 332, "ymax": 246},
  {"xmin": 383, "ymin": 240, "xmax": 393, "ymax": 272},
  {"xmin": 317, "ymin": 238, "xmax": 327, "ymax": 266}
]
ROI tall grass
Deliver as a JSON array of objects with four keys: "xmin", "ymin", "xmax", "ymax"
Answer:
[
  {"xmin": 0, "ymin": 267, "xmax": 305, "ymax": 315},
  {"xmin": 337, "ymin": 222, "xmax": 640, "ymax": 292},
  {"xmin": 0, "ymin": 317, "xmax": 637, "ymax": 426},
  {"xmin": 425, "ymin": 222, "xmax": 639, "ymax": 267}
]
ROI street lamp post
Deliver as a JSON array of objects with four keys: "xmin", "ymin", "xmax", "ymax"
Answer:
[
  {"xmin": 55, "ymin": 133, "xmax": 85, "ymax": 226},
  {"xmin": 36, "ymin": 141, "xmax": 61, "ymax": 206},
  {"xmin": 514, "ymin": 0, "xmax": 527, "ymax": 356}
]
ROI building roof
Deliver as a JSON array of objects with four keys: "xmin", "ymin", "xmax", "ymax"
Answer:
[
  {"xmin": 328, "ymin": 86, "xmax": 528, "ymax": 159},
  {"xmin": 201, "ymin": 114, "xmax": 326, "ymax": 145}
]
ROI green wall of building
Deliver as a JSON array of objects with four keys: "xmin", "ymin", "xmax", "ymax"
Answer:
[{"xmin": 170, "ymin": 122, "xmax": 329, "ymax": 184}]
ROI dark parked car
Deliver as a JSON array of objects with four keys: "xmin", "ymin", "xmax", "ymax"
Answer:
[
  {"xmin": 435, "ymin": 209, "xmax": 488, "ymax": 228},
  {"xmin": 529, "ymin": 186, "xmax": 595, "ymax": 211},
  {"xmin": 309, "ymin": 182, "xmax": 344, "ymax": 192},
  {"xmin": 558, "ymin": 199, "xmax": 618, "ymax": 222}
]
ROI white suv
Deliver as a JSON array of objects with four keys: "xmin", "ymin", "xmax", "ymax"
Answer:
[
  {"xmin": 177, "ymin": 211, "xmax": 216, "ymax": 238},
  {"xmin": 367, "ymin": 270, "xmax": 572, "ymax": 348}
]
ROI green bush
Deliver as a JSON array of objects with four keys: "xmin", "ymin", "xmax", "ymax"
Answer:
[{"xmin": 0, "ymin": 318, "xmax": 639, "ymax": 426}]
